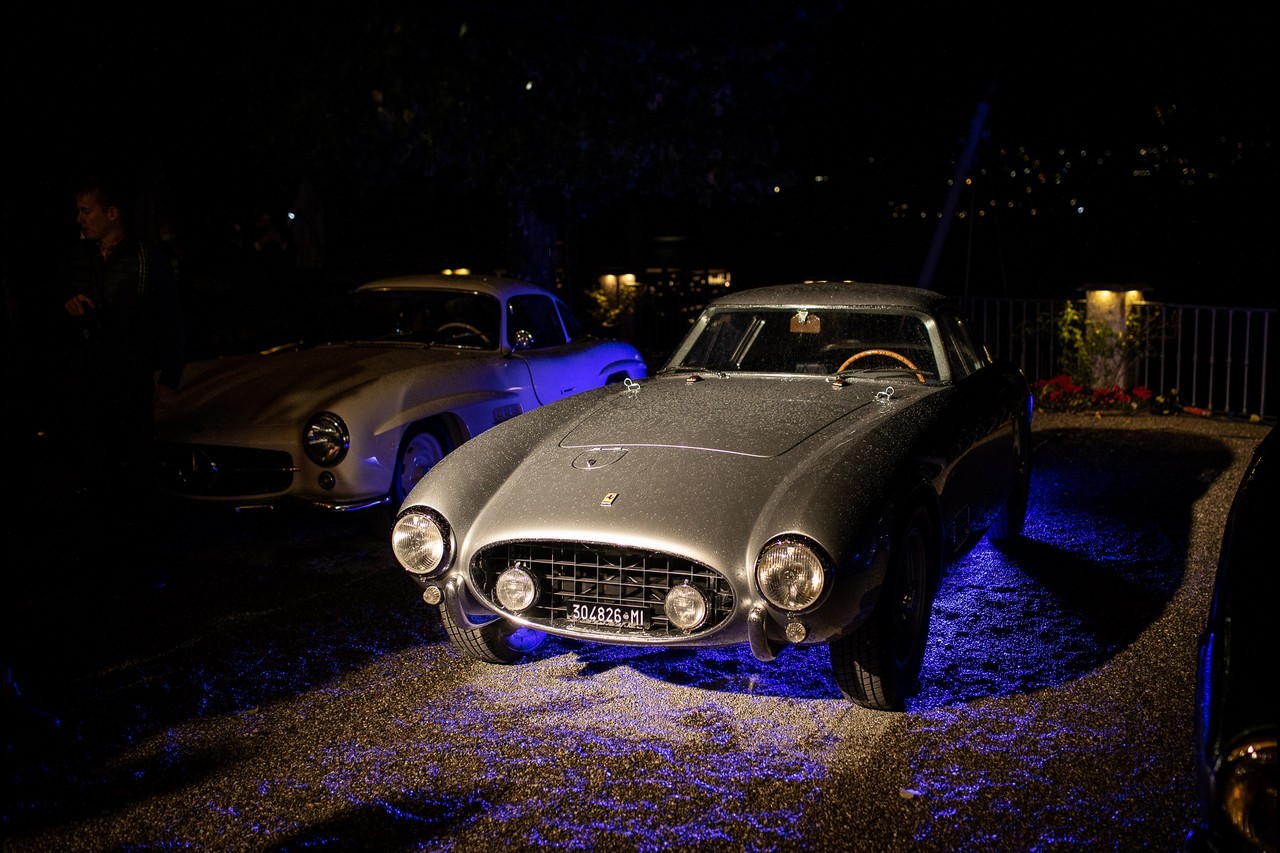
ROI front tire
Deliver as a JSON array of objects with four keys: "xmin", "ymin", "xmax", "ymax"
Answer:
[
  {"xmin": 439, "ymin": 604, "xmax": 547, "ymax": 664},
  {"xmin": 829, "ymin": 501, "xmax": 937, "ymax": 710}
]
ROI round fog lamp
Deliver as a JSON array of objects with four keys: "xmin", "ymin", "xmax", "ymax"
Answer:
[
  {"xmin": 496, "ymin": 566, "xmax": 537, "ymax": 611},
  {"xmin": 784, "ymin": 621, "xmax": 808, "ymax": 643},
  {"xmin": 664, "ymin": 583, "xmax": 708, "ymax": 631}
]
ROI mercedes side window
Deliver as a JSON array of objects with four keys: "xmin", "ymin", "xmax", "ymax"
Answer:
[{"xmin": 508, "ymin": 294, "xmax": 568, "ymax": 349}]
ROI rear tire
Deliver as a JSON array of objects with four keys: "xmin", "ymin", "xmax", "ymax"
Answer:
[
  {"xmin": 439, "ymin": 603, "xmax": 547, "ymax": 664},
  {"xmin": 829, "ymin": 501, "xmax": 936, "ymax": 710}
]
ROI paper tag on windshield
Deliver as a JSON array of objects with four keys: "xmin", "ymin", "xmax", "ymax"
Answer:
[{"xmin": 790, "ymin": 311, "xmax": 820, "ymax": 333}]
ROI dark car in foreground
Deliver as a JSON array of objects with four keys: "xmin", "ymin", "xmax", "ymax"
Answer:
[
  {"xmin": 155, "ymin": 274, "xmax": 647, "ymax": 512},
  {"xmin": 391, "ymin": 280, "xmax": 1032, "ymax": 710},
  {"xmin": 1187, "ymin": 426, "xmax": 1278, "ymax": 852}
]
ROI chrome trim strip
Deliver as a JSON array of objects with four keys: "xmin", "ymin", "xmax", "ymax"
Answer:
[{"xmin": 307, "ymin": 495, "xmax": 392, "ymax": 512}]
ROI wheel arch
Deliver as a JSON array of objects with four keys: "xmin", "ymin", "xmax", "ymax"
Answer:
[
  {"xmin": 604, "ymin": 368, "xmax": 636, "ymax": 384},
  {"xmin": 399, "ymin": 412, "xmax": 466, "ymax": 456},
  {"xmin": 827, "ymin": 478, "xmax": 944, "ymax": 711},
  {"xmin": 391, "ymin": 414, "xmax": 464, "ymax": 505}
]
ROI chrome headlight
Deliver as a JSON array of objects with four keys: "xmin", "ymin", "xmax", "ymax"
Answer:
[
  {"xmin": 391, "ymin": 508, "xmax": 453, "ymax": 577},
  {"xmin": 1215, "ymin": 736, "xmax": 1277, "ymax": 850},
  {"xmin": 756, "ymin": 537, "xmax": 827, "ymax": 611},
  {"xmin": 303, "ymin": 412, "xmax": 349, "ymax": 466}
]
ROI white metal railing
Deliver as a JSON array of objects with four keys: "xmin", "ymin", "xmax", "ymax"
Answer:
[{"xmin": 961, "ymin": 296, "xmax": 1276, "ymax": 421}]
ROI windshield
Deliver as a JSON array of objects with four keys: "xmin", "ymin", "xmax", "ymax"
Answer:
[
  {"xmin": 319, "ymin": 289, "xmax": 502, "ymax": 349},
  {"xmin": 664, "ymin": 307, "xmax": 939, "ymax": 379}
]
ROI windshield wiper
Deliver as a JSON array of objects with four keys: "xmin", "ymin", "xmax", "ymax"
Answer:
[
  {"xmin": 658, "ymin": 365, "xmax": 731, "ymax": 376},
  {"xmin": 658, "ymin": 366, "xmax": 737, "ymax": 381}
]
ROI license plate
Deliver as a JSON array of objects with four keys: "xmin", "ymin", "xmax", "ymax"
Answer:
[{"xmin": 566, "ymin": 602, "xmax": 650, "ymax": 629}]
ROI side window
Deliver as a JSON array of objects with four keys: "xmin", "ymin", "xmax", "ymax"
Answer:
[
  {"xmin": 936, "ymin": 311, "xmax": 986, "ymax": 378},
  {"xmin": 508, "ymin": 294, "xmax": 568, "ymax": 349}
]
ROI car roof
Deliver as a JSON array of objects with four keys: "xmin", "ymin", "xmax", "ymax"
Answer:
[
  {"xmin": 708, "ymin": 280, "xmax": 951, "ymax": 313},
  {"xmin": 355, "ymin": 273, "xmax": 555, "ymax": 299}
]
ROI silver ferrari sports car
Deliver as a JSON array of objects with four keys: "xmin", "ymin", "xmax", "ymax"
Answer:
[
  {"xmin": 155, "ymin": 274, "xmax": 647, "ymax": 512},
  {"xmin": 391, "ymin": 280, "xmax": 1032, "ymax": 710}
]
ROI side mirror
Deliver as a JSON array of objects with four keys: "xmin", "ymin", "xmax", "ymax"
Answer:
[{"xmin": 512, "ymin": 329, "xmax": 534, "ymax": 351}]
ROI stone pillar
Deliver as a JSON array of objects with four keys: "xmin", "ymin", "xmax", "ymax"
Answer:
[{"xmin": 1084, "ymin": 286, "xmax": 1145, "ymax": 388}]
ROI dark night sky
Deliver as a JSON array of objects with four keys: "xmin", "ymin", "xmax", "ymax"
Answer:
[{"xmin": 5, "ymin": 4, "xmax": 1276, "ymax": 308}]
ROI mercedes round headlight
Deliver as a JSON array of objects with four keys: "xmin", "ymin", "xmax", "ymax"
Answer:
[
  {"xmin": 303, "ymin": 412, "xmax": 349, "ymax": 466},
  {"xmin": 391, "ymin": 509, "xmax": 452, "ymax": 576},
  {"xmin": 1216, "ymin": 737, "xmax": 1277, "ymax": 850},
  {"xmin": 756, "ymin": 538, "xmax": 826, "ymax": 611},
  {"xmin": 664, "ymin": 582, "xmax": 708, "ymax": 631}
]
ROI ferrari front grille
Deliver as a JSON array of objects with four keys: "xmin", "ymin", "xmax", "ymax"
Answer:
[{"xmin": 471, "ymin": 541, "xmax": 734, "ymax": 638}]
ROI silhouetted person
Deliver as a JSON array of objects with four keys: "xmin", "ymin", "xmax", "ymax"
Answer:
[{"xmin": 60, "ymin": 175, "xmax": 186, "ymax": 585}]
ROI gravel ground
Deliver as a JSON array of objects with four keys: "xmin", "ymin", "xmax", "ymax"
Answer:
[{"xmin": 2, "ymin": 412, "xmax": 1272, "ymax": 851}]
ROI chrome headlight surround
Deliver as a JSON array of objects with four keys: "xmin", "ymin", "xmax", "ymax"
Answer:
[
  {"xmin": 755, "ymin": 536, "xmax": 828, "ymax": 611},
  {"xmin": 1214, "ymin": 735, "xmax": 1277, "ymax": 850},
  {"xmin": 303, "ymin": 411, "xmax": 349, "ymax": 466},
  {"xmin": 391, "ymin": 507, "xmax": 454, "ymax": 577}
]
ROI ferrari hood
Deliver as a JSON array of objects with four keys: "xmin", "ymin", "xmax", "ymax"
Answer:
[
  {"xmin": 433, "ymin": 375, "xmax": 934, "ymax": 569},
  {"xmin": 162, "ymin": 343, "xmax": 464, "ymax": 427},
  {"xmin": 559, "ymin": 374, "xmax": 902, "ymax": 457}
]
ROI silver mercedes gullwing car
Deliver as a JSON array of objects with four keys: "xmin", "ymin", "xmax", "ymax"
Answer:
[
  {"xmin": 155, "ymin": 274, "xmax": 647, "ymax": 512},
  {"xmin": 391, "ymin": 280, "xmax": 1032, "ymax": 710}
]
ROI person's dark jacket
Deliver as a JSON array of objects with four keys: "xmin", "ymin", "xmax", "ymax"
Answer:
[{"xmin": 65, "ymin": 236, "xmax": 185, "ymax": 390}]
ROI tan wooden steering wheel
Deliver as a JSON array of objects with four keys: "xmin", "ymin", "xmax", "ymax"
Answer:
[{"xmin": 837, "ymin": 348, "xmax": 926, "ymax": 383}]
